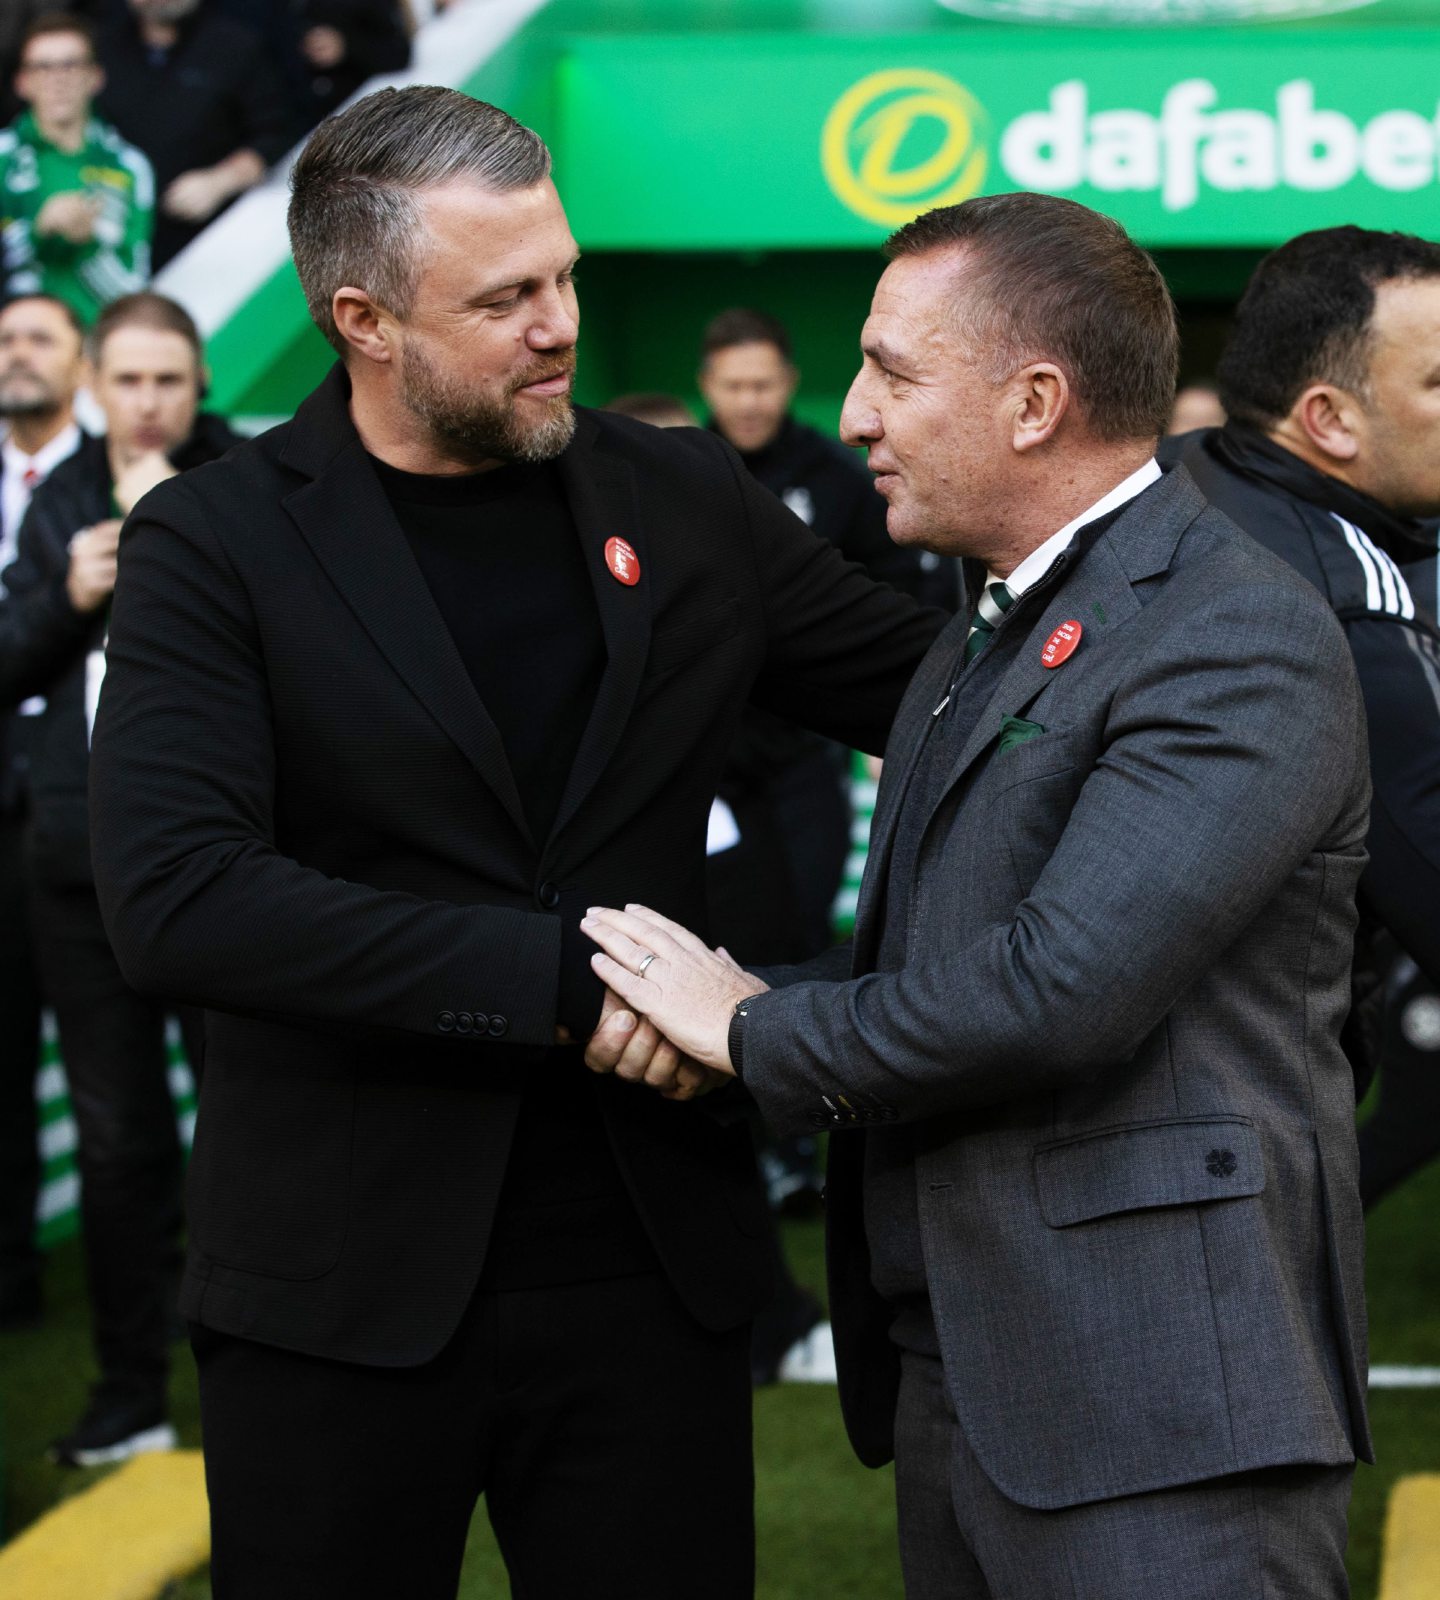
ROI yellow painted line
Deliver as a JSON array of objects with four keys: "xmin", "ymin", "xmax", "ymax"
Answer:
[
  {"xmin": 0, "ymin": 1451, "xmax": 208, "ymax": 1600},
  {"xmin": 1379, "ymin": 1474, "xmax": 1440, "ymax": 1600}
]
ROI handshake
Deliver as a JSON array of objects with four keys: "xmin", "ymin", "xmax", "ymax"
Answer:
[{"xmin": 575, "ymin": 905, "xmax": 770, "ymax": 1102}]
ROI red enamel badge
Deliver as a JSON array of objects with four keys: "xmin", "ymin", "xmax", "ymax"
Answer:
[
  {"xmin": 1041, "ymin": 620, "xmax": 1083, "ymax": 669},
  {"xmin": 605, "ymin": 537, "xmax": 641, "ymax": 586}
]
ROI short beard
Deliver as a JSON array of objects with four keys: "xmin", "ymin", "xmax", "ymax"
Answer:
[
  {"xmin": 0, "ymin": 379, "xmax": 60, "ymax": 420},
  {"xmin": 399, "ymin": 338, "xmax": 576, "ymax": 470}
]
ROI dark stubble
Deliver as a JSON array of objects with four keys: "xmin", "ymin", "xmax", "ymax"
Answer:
[{"xmin": 399, "ymin": 337, "xmax": 577, "ymax": 470}]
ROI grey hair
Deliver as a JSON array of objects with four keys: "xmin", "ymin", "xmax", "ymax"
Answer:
[{"xmin": 288, "ymin": 86, "xmax": 552, "ymax": 354}]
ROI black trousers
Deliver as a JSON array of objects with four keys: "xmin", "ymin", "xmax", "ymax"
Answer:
[
  {"xmin": 27, "ymin": 876, "xmax": 182, "ymax": 1400},
  {"xmin": 0, "ymin": 810, "xmax": 42, "ymax": 1301},
  {"xmin": 194, "ymin": 1270, "xmax": 755, "ymax": 1600}
]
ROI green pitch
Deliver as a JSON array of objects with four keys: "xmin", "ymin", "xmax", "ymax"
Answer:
[{"xmin": 1, "ymin": 1162, "xmax": 1436, "ymax": 1597}]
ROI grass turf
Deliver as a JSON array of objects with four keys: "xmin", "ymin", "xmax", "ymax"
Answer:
[{"xmin": 2, "ymin": 1159, "xmax": 1437, "ymax": 1598}]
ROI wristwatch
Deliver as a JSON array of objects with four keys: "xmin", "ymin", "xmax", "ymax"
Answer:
[{"xmin": 728, "ymin": 992, "xmax": 763, "ymax": 1078}]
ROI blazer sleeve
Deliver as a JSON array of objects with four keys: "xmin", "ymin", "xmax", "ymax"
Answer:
[
  {"xmin": 733, "ymin": 458, "xmax": 948, "ymax": 755},
  {"xmin": 0, "ymin": 491, "xmax": 97, "ymax": 706},
  {"xmin": 89, "ymin": 494, "xmax": 561, "ymax": 1045},
  {"xmin": 738, "ymin": 580, "xmax": 1369, "ymax": 1133}
]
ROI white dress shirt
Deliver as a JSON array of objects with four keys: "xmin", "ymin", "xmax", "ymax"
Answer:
[
  {"xmin": 993, "ymin": 457, "xmax": 1162, "ymax": 600},
  {"xmin": 0, "ymin": 421, "xmax": 84, "ymax": 576}
]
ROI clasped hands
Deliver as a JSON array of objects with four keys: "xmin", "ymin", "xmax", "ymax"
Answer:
[{"xmin": 577, "ymin": 905, "xmax": 768, "ymax": 1102}]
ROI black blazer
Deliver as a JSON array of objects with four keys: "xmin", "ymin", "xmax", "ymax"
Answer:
[
  {"xmin": 0, "ymin": 419, "xmax": 241, "ymax": 886},
  {"xmin": 89, "ymin": 366, "xmax": 943, "ymax": 1366}
]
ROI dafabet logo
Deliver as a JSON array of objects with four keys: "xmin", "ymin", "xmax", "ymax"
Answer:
[
  {"xmin": 822, "ymin": 67, "xmax": 1440, "ymax": 225},
  {"xmin": 821, "ymin": 70, "xmax": 990, "ymax": 227}
]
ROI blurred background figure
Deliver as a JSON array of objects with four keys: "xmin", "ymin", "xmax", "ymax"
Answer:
[
  {"xmin": 0, "ymin": 290, "xmax": 237, "ymax": 1466},
  {"xmin": 292, "ymin": 1, "xmax": 412, "ymax": 122},
  {"xmin": 605, "ymin": 391, "xmax": 697, "ymax": 430},
  {"xmin": 0, "ymin": 2, "xmax": 100, "ymax": 125},
  {"xmin": 1, "ymin": 13, "xmax": 153, "ymax": 326},
  {"xmin": 96, "ymin": 0, "xmax": 294, "ymax": 270},
  {"xmin": 212, "ymin": 0, "xmax": 412, "ymax": 127},
  {"xmin": 0, "ymin": 290, "xmax": 86, "ymax": 1331},
  {"xmin": 1168, "ymin": 379, "xmax": 1226, "ymax": 436},
  {"xmin": 699, "ymin": 305, "xmax": 956, "ymax": 610}
]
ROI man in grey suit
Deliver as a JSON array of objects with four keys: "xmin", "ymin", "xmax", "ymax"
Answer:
[{"xmin": 581, "ymin": 193, "xmax": 1371, "ymax": 1597}]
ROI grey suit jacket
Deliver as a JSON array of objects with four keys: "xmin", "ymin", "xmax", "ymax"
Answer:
[{"xmin": 742, "ymin": 465, "xmax": 1373, "ymax": 1510}]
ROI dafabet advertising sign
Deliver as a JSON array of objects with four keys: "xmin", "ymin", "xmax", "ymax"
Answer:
[{"xmin": 559, "ymin": 25, "xmax": 1440, "ymax": 248}]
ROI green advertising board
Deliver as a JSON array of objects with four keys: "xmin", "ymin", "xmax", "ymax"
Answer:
[{"xmin": 557, "ymin": 27, "xmax": 1440, "ymax": 250}]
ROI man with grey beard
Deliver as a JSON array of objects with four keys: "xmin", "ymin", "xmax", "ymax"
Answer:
[
  {"xmin": 87, "ymin": 87, "xmax": 942, "ymax": 1597},
  {"xmin": 0, "ymin": 292, "xmax": 84, "ymax": 1330}
]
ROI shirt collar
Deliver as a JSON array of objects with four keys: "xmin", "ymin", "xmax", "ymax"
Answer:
[
  {"xmin": 996, "ymin": 457, "xmax": 1162, "ymax": 598},
  {"xmin": 2, "ymin": 421, "xmax": 82, "ymax": 482}
]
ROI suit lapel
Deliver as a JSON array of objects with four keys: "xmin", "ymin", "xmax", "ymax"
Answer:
[
  {"xmin": 545, "ymin": 429, "xmax": 653, "ymax": 845},
  {"xmin": 938, "ymin": 536, "xmax": 1140, "ymax": 799},
  {"xmin": 938, "ymin": 468, "xmax": 1208, "ymax": 806},
  {"xmin": 284, "ymin": 434, "xmax": 535, "ymax": 847},
  {"xmin": 853, "ymin": 467, "xmax": 1208, "ymax": 959},
  {"xmin": 850, "ymin": 602, "xmax": 972, "ymax": 961}
]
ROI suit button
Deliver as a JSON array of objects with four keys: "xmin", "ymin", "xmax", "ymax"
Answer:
[
  {"xmin": 488, "ymin": 1015, "xmax": 508, "ymax": 1038},
  {"xmin": 455, "ymin": 1012, "xmax": 473, "ymax": 1034},
  {"xmin": 538, "ymin": 881, "xmax": 560, "ymax": 909},
  {"xmin": 437, "ymin": 1011, "xmax": 456, "ymax": 1033},
  {"xmin": 473, "ymin": 1013, "xmax": 490, "ymax": 1034}
]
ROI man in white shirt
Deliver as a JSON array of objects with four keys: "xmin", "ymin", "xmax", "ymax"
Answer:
[{"xmin": 0, "ymin": 289, "xmax": 84, "ymax": 1327}]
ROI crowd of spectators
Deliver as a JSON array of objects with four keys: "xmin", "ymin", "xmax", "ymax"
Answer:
[{"xmin": 1, "ymin": 1, "xmax": 413, "ymax": 288}]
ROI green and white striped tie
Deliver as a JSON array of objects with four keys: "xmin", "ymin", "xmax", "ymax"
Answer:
[{"xmin": 963, "ymin": 579, "xmax": 1016, "ymax": 666}]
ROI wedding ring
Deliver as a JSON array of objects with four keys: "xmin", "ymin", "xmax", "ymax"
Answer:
[{"xmin": 637, "ymin": 952, "xmax": 658, "ymax": 977}]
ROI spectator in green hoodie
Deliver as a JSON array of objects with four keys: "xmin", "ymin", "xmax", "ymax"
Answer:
[{"xmin": 1, "ymin": 14, "xmax": 153, "ymax": 325}]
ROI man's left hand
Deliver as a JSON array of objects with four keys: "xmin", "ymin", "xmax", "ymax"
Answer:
[
  {"xmin": 584, "ymin": 985, "xmax": 727, "ymax": 1100},
  {"xmin": 581, "ymin": 905, "xmax": 767, "ymax": 1075}
]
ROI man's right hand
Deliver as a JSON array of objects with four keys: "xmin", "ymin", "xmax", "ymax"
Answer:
[
  {"xmin": 34, "ymin": 191, "xmax": 99, "ymax": 244},
  {"xmin": 66, "ymin": 518, "xmax": 124, "ymax": 613},
  {"xmin": 113, "ymin": 451, "xmax": 178, "ymax": 518},
  {"xmin": 586, "ymin": 987, "xmax": 726, "ymax": 1101}
]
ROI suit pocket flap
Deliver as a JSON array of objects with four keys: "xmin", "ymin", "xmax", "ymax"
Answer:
[{"xmin": 1034, "ymin": 1117, "xmax": 1263, "ymax": 1228}]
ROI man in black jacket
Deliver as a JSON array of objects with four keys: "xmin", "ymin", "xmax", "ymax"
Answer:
[
  {"xmin": 97, "ymin": 1, "xmax": 295, "ymax": 269},
  {"xmin": 0, "ymin": 289, "xmax": 239, "ymax": 1465},
  {"xmin": 1164, "ymin": 226, "xmax": 1440, "ymax": 1196},
  {"xmin": 88, "ymin": 89, "xmax": 942, "ymax": 1599},
  {"xmin": 701, "ymin": 305, "xmax": 956, "ymax": 611}
]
